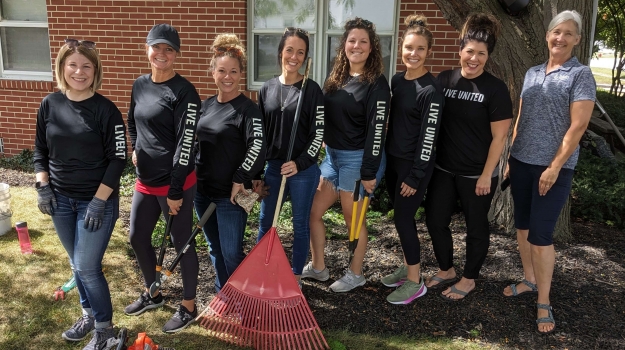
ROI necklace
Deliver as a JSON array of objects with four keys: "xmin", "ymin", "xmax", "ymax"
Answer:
[{"xmin": 280, "ymin": 84, "xmax": 295, "ymax": 111}]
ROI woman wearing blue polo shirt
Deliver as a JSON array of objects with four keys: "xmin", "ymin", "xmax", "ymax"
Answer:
[{"xmin": 503, "ymin": 10, "xmax": 596, "ymax": 335}]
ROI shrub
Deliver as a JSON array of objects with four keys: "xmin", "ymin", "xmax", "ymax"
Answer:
[
  {"xmin": 0, "ymin": 149, "xmax": 34, "ymax": 172},
  {"xmin": 571, "ymin": 149, "xmax": 625, "ymax": 229},
  {"xmin": 596, "ymin": 90, "xmax": 625, "ymax": 129}
]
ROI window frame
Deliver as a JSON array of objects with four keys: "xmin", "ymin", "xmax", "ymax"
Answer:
[
  {"xmin": 247, "ymin": 0, "xmax": 399, "ymax": 91},
  {"xmin": 0, "ymin": 19, "xmax": 53, "ymax": 81}
]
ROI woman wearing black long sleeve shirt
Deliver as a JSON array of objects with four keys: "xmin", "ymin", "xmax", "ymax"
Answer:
[
  {"xmin": 123, "ymin": 24, "xmax": 201, "ymax": 333},
  {"xmin": 34, "ymin": 39, "xmax": 126, "ymax": 349},
  {"xmin": 256, "ymin": 28, "xmax": 324, "ymax": 286},
  {"xmin": 301, "ymin": 18, "xmax": 390, "ymax": 293},
  {"xmin": 381, "ymin": 15, "xmax": 444, "ymax": 305},
  {"xmin": 194, "ymin": 34, "xmax": 266, "ymax": 293}
]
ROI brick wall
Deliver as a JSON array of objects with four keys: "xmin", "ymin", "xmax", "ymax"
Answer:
[{"xmin": 0, "ymin": 0, "xmax": 458, "ymax": 156}]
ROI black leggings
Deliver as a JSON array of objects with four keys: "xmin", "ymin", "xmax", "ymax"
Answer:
[
  {"xmin": 425, "ymin": 168, "xmax": 497, "ymax": 279},
  {"xmin": 385, "ymin": 155, "xmax": 434, "ymax": 265},
  {"xmin": 129, "ymin": 185, "xmax": 198, "ymax": 300}
]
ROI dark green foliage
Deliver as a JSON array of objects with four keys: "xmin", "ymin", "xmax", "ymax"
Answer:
[
  {"xmin": 596, "ymin": 90, "xmax": 625, "ymax": 128},
  {"xmin": 0, "ymin": 149, "xmax": 34, "ymax": 172},
  {"xmin": 571, "ymin": 149, "xmax": 625, "ymax": 229}
]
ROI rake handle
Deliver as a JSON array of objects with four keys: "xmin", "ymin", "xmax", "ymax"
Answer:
[{"xmin": 156, "ymin": 213, "xmax": 175, "ymax": 269}]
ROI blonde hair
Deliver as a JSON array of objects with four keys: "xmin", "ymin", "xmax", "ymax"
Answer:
[
  {"xmin": 402, "ymin": 14, "xmax": 433, "ymax": 49},
  {"xmin": 54, "ymin": 44, "xmax": 103, "ymax": 93},
  {"xmin": 210, "ymin": 34, "xmax": 247, "ymax": 71}
]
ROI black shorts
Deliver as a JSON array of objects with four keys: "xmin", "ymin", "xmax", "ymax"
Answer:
[{"xmin": 509, "ymin": 156, "xmax": 574, "ymax": 246}]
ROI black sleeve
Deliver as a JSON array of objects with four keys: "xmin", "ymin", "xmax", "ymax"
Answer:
[
  {"xmin": 100, "ymin": 106, "xmax": 128, "ymax": 190},
  {"xmin": 293, "ymin": 82, "xmax": 324, "ymax": 171},
  {"xmin": 488, "ymin": 79, "xmax": 513, "ymax": 122},
  {"xmin": 404, "ymin": 87, "xmax": 444, "ymax": 189},
  {"xmin": 361, "ymin": 76, "xmax": 391, "ymax": 181},
  {"xmin": 33, "ymin": 98, "xmax": 50, "ymax": 174},
  {"xmin": 167, "ymin": 87, "xmax": 201, "ymax": 200},
  {"xmin": 127, "ymin": 89, "xmax": 137, "ymax": 150},
  {"xmin": 255, "ymin": 85, "xmax": 268, "ymax": 180},
  {"xmin": 233, "ymin": 105, "xmax": 266, "ymax": 184}
]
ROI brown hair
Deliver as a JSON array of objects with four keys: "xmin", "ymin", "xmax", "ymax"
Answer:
[
  {"xmin": 460, "ymin": 13, "xmax": 501, "ymax": 55},
  {"xmin": 210, "ymin": 33, "xmax": 247, "ymax": 71},
  {"xmin": 54, "ymin": 43, "xmax": 103, "ymax": 93},
  {"xmin": 323, "ymin": 17, "xmax": 384, "ymax": 94},
  {"xmin": 402, "ymin": 14, "xmax": 433, "ymax": 49}
]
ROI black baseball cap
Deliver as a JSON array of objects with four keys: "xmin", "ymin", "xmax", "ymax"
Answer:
[{"xmin": 146, "ymin": 23, "xmax": 181, "ymax": 52}]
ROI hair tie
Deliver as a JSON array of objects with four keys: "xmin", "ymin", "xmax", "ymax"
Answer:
[{"xmin": 409, "ymin": 19, "xmax": 425, "ymax": 27}]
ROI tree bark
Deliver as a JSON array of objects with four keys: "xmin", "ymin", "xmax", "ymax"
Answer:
[{"xmin": 430, "ymin": 0, "xmax": 594, "ymax": 240}]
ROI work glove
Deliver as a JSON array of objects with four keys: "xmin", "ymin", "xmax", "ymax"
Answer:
[
  {"xmin": 84, "ymin": 197, "xmax": 106, "ymax": 232},
  {"xmin": 36, "ymin": 185, "xmax": 57, "ymax": 216}
]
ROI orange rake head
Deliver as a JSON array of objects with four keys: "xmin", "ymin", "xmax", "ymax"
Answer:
[{"xmin": 197, "ymin": 228, "xmax": 329, "ymax": 350}]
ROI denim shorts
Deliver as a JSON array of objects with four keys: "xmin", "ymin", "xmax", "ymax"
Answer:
[{"xmin": 319, "ymin": 146, "xmax": 386, "ymax": 198}]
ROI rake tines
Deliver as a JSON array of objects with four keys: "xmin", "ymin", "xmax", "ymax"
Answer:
[{"xmin": 198, "ymin": 286, "xmax": 328, "ymax": 350}]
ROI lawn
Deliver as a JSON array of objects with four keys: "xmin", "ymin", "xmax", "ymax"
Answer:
[
  {"xmin": 591, "ymin": 67, "xmax": 625, "ymax": 86},
  {"xmin": 0, "ymin": 186, "xmax": 494, "ymax": 350}
]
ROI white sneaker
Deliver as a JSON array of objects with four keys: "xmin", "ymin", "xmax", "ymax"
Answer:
[
  {"xmin": 330, "ymin": 269, "xmax": 366, "ymax": 292},
  {"xmin": 301, "ymin": 262, "xmax": 330, "ymax": 281}
]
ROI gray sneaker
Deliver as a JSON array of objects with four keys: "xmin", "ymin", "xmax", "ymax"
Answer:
[
  {"xmin": 386, "ymin": 278, "xmax": 427, "ymax": 305},
  {"xmin": 82, "ymin": 327, "xmax": 118, "ymax": 350},
  {"xmin": 330, "ymin": 269, "xmax": 366, "ymax": 292},
  {"xmin": 381, "ymin": 265, "xmax": 408, "ymax": 287},
  {"xmin": 62, "ymin": 315, "xmax": 94, "ymax": 341},
  {"xmin": 301, "ymin": 262, "xmax": 329, "ymax": 281}
]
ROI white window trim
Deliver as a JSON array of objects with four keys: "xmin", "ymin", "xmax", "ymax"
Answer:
[
  {"xmin": 247, "ymin": 0, "xmax": 399, "ymax": 91},
  {"xmin": 0, "ymin": 20, "xmax": 53, "ymax": 81}
]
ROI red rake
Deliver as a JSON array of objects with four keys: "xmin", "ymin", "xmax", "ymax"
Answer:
[{"xmin": 197, "ymin": 58, "xmax": 328, "ymax": 350}]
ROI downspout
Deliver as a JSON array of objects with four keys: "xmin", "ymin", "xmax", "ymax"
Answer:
[{"xmin": 590, "ymin": 0, "xmax": 599, "ymax": 55}]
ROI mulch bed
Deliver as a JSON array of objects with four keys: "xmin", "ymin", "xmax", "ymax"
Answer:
[{"xmin": 3, "ymin": 168, "xmax": 624, "ymax": 349}]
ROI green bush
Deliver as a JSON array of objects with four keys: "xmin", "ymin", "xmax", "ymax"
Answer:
[
  {"xmin": 571, "ymin": 149, "xmax": 625, "ymax": 229},
  {"xmin": 596, "ymin": 90, "xmax": 625, "ymax": 128},
  {"xmin": 0, "ymin": 149, "xmax": 34, "ymax": 172}
]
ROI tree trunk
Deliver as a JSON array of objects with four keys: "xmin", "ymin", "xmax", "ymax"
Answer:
[{"xmin": 431, "ymin": 0, "xmax": 594, "ymax": 240}]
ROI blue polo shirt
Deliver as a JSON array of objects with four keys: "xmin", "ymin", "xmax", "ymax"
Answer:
[{"xmin": 511, "ymin": 57, "xmax": 596, "ymax": 170}]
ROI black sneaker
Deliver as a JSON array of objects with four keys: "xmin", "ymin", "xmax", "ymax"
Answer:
[
  {"xmin": 82, "ymin": 327, "xmax": 118, "ymax": 350},
  {"xmin": 62, "ymin": 315, "xmax": 95, "ymax": 341},
  {"xmin": 162, "ymin": 304, "xmax": 197, "ymax": 333},
  {"xmin": 124, "ymin": 292, "xmax": 164, "ymax": 316}
]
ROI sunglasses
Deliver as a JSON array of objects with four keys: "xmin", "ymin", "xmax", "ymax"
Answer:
[
  {"xmin": 64, "ymin": 38, "xmax": 96, "ymax": 50},
  {"xmin": 284, "ymin": 27, "xmax": 309, "ymax": 36}
]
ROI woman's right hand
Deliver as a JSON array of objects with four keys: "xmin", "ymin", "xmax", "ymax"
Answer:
[
  {"xmin": 132, "ymin": 151, "xmax": 137, "ymax": 166},
  {"xmin": 230, "ymin": 182, "xmax": 246, "ymax": 204}
]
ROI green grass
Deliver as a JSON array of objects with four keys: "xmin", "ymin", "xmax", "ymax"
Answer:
[
  {"xmin": 0, "ymin": 186, "xmax": 501, "ymax": 349},
  {"xmin": 591, "ymin": 67, "xmax": 625, "ymax": 86}
]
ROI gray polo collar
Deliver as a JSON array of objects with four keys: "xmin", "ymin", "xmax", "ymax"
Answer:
[{"xmin": 534, "ymin": 56, "xmax": 580, "ymax": 74}]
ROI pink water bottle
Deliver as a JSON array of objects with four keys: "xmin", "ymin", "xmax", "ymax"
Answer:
[{"xmin": 15, "ymin": 222, "xmax": 33, "ymax": 254}]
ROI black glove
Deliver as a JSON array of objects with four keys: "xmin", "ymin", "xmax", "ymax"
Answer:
[
  {"xmin": 36, "ymin": 185, "xmax": 57, "ymax": 215},
  {"xmin": 84, "ymin": 197, "xmax": 106, "ymax": 232}
]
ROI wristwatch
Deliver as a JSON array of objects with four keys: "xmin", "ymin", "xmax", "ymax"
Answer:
[{"xmin": 35, "ymin": 181, "xmax": 49, "ymax": 189}]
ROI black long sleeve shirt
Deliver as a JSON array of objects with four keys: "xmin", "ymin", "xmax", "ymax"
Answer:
[
  {"xmin": 127, "ymin": 73, "xmax": 201, "ymax": 200},
  {"xmin": 386, "ymin": 71, "xmax": 444, "ymax": 188},
  {"xmin": 258, "ymin": 77, "xmax": 324, "ymax": 171},
  {"xmin": 33, "ymin": 91, "xmax": 127, "ymax": 200},
  {"xmin": 323, "ymin": 75, "xmax": 390, "ymax": 181},
  {"xmin": 195, "ymin": 94, "xmax": 266, "ymax": 198}
]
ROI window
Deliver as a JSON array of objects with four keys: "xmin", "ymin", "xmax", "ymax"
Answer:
[
  {"xmin": 248, "ymin": 0, "xmax": 398, "ymax": 90},
  {"xmin": 0, "ymin": 0, "xmax": 52, "ymax": 80}
]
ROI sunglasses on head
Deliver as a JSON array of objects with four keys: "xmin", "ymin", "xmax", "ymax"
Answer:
[
  {"xmin": 284, "ymin": 27, "xmax": 309, "ymax": 36},
  {"xmin": 65, "ymin": 38, "xmax": 96, "ymax": 50}
]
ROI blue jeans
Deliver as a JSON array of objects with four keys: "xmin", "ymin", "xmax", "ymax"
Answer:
[
  {"xmin": 319, "ymin": 146, "xmax": 386, "ymax": 198},
  {"xmin": 51, "ymin": 192, "xmax": 119, "ymax": 327},
  {"xmin": 194, "ymin": 192, "xmax": 247, "ymax": 292},
  {"xmin": 257, "ymin": 160, "xmax": 320, "ymax": 275}
]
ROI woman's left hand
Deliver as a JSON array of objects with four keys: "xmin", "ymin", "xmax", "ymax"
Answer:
[
  {"xmin": 400, "ymin": 182, "xmax": 417, "ymax": 197},
  {"xmin": 230, "ymin": 182, "xmax": 246, "ymax": 204},
  {"xmin": 362, "ymin": 179, "xmax": 376, "ymax": 194},
  {"xmin": 475, "ymin": 175, "xmax": 491, "ymax": 196},
  {"xmin": 281, "ymin": 161, "xmax": 298, "ymax": 177},
  {"xmin": 539, "ymin": 167, "xmax": 560, "ymax": 196},
  {"xmin": 167, "ymin": 198, "xmax": 183, "ymax": 215}
]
